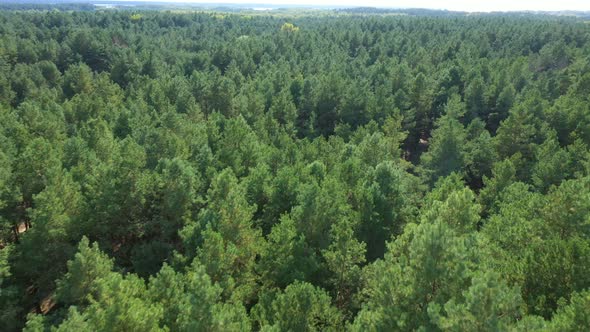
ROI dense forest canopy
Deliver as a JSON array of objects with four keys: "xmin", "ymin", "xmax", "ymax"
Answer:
[{"xmin": 1, "ymin": 7, "xmax": 590, "ymax": 331}]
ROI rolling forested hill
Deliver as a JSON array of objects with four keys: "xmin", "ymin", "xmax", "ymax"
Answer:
[{"xmin": 1, "ymin": 8, "xmax": 590, "ymax": 331}]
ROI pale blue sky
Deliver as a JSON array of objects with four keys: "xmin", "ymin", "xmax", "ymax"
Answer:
[{"xmin": 129, "ymin": 0, "xmax": 590, "ymax": 12}]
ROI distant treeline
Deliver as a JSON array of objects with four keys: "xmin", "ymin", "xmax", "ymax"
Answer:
[{"xmin": 0, "ymin": 3, "xmax": 95, "ymax": 11}]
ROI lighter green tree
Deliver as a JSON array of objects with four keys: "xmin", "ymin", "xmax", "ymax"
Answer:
[
  {"xmin": 352, "ymin": 221, "xmax": 478, "ymax": 331},
  {"xmin": 420, "ymin": 94, "xmax": 467, "ymax": 185},
  {"xmin": 254, "ymin": 281, "xmax": 343, "ymax": 332}
]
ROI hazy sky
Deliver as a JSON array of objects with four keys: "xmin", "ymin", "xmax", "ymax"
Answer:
[{"xmin": 137, "ymin": 0, "xmax": 590, "ymax": 12}]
